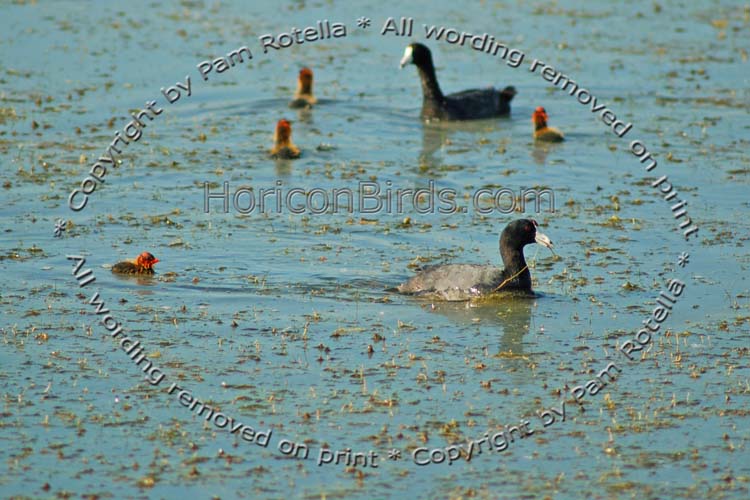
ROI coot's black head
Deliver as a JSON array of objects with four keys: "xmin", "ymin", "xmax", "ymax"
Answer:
[
  {"xmin": 500, "ymin": 219, "xmax": 553, "ymax": 251},
  {"xmin": 400, "ymin": 43, "xmax": 434, "ymax": 69}
]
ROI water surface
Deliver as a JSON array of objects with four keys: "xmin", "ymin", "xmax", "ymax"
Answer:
[{"xmin": 1, "ymin": 1, "xmax": 749, "ymax": 498}]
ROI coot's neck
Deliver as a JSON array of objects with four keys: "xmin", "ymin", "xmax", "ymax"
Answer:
[
  {"xmin": 499, "ymin": 237, "xmax": 531, "ymax": 288},
  {"xmin": 415, "ymin": 56, "xmax": 444, "ymax": 103},
  {"xmin": 297, "ymin": 81, "xmax": 312, "ymax": 96}
]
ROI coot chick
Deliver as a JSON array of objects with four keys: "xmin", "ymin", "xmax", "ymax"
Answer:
[
  {"xmin": 400, "ymin": 43, "xmax": 517, "ymax": 121},
  {"xmin": 270, "ymin": 119, "xmax": 301, "ymax": 159},
  {"xmin": 112, "ymin": 251, "xmax": 159, "ymax": 275},
  {"xmin": 289, "ymin": 68, "xmax": 317, "ymax": 109},
  {"xmin": 532, "ymin": 106, "xmax": 564, "ymax": 142},
  {"xmin": 397, "ymin": 219, "xmax": 553, "ymax": 301}
]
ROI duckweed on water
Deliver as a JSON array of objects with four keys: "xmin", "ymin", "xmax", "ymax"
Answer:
[{"xmin": 2, "ymin": 1, "xmax": 750, "ymax": 499}]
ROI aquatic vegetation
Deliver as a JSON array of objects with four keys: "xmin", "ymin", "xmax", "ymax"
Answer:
[{"xmin": 1, "ymin": 1, "xmax": 748, "ymax": 499}]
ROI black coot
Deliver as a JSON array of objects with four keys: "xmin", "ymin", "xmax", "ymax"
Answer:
[
  {"xmin": 397, "ymin": 219, "xmax": 553, "ymax": 301},
  {"xmin": 400, "ymin": 43, "xmax": 517, "ymax": 121}
]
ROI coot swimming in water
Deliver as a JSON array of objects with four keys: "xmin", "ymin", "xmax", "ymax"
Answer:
[
  {"xmin": 532, "ymin": 106, "xmax": 564, "ymax": 142},
  {"xmin": 400, "ymin": 43, "xmax": 517, "ymax": 121},
  {"xmin": 397, "ymin": 219, "xmax": 553, "ymax": 301},
  {"xmin": 270, "ymin": 119, "xmax": 301, "ymax": 159},
  {"xmin": 112, "ymin": 251, "xmax": 159, "ymax": 275},
  {"xmin": 289, "ymin": 68, "xmax": 317, "ymax": 109}
]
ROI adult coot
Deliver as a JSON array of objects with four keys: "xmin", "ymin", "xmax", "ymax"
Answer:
[
  {"xmin": 397, "ymin": 219, "xmax": 553, "ymax": 300},
  {"xmin": 400, "ymin": 43, "xmax": 517, "ymax": 121},
  {"xmin": 112, "ymin": 251, "xmax": 159, "ymax": 275},
  {"xmin": 270, "ymin": 119, "xmax": 301, "ymax": 159},
  {"xmin": 532, "ymin": 106, "xmax": 564, "ymax": 142}
]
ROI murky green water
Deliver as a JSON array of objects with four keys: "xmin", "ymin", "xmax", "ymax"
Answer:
[{"xmin": 2, "ymin": 1, "xmax": 749, "ymax": 498}]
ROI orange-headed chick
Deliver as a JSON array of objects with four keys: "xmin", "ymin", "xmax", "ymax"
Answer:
[
  {"xmin": 289, "ymin": 67, "xmax": 317, "ymax": 109},
  {"xmin": 532, "ymin": 106, "xmax": 564, "ymax": 142},
  {"xmin": 270, "ymin": 119, "xmax": 301, "ymax": 159},
  {"xmin": 112, "ymin": 251, "xmax": 159, "ymax": 275}
]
